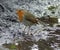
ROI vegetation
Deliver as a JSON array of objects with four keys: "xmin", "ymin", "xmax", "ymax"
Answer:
[
  {"xmin": 48, "ymin": 6, "xmax": 57, "ymax": 11},
  {"xmin": 39, "ymin": 16, "xmax": 58, "ymax": 26},
  {"xmin": 3, "ymin": 43, "xmax": 16, "ymax": 50},
  {"xmin": 37, "ymin": 39, "xmax": 53, "ymax": 50}
]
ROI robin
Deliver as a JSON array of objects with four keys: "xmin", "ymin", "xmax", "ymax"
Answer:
[
  {"xmin": 16, "ymin": 9, "xmax": 47, "ymax": 35},
  {"xmin": 16, "ymin": 9, "xmax": 38, "ymax": 26},
  {"xmin": 16, "ymin": 9, "xmax": 47, "ymax": 26}
]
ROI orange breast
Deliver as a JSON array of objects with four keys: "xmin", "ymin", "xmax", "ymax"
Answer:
[{"xmin": 16, "ymin": 10, "xmax": 24, "ymax": 22}]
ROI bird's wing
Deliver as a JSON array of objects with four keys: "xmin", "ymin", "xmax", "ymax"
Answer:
[{"xmin": 24, "ymin": 12, "xmax": 38, "ymax": 23}]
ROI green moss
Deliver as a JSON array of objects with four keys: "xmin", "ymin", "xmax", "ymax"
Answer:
[
  {"xmin": 10, "ymin": 44, "xmax": 16, "ymax": 49},
  {"xmin": 3, "ymin": 43, "xmax": 16, "ymax": 50},
  {"xmin": 48, "ymin": 6, "xmax": 57, "ymax": 11}
]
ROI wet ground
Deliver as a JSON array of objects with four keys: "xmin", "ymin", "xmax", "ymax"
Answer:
[{"xmin": 2, "ymin": 26, "xmax": 60, "ymax": 50}]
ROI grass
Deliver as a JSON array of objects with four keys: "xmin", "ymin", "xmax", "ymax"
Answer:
[
  {"xmin": 3, "ymin": 43, "xmax": 16, "ymax": 50},
  {"xmin": 10, "ymin": 44, "xmax": 16, "ymax": 49}
]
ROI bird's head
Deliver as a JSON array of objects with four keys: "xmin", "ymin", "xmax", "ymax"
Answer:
[{"xmin": 16, "ymin": 9, "xmax": 24, "ymax": 22}]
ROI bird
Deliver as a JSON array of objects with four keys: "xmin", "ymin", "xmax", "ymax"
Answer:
[
  {"xmin": 16, "ymin": 9, "xmax": 39, "ymax": 35},
  {"xmin": 16, "ymin": 9, "xmax": 47, "ymax": 35},
  {"xmin": 16, "ymin": 9, "xmax": 47, "ymax": 26},
  {"xmin": 16, "ymin": 9, "xmax": 38, "ymax": 26}
]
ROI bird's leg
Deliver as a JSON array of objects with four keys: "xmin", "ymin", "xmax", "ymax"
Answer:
[
  {"xmin": 23, "ymin": 26, "xmax": 26, "ymax": 33},
  {"xmin": 23, "ymin": 26, "xmax": 30, "ymax": 35},
  {"xmin": 27, "ymin": 26, "xmax": 30, "ymax": 35},
  {"xmin": 22, "ymin": 26, "xmax": 26, "ymax": 36},
  {"xmin": 27, "ymin": 26, "xmax": 33, "ymax": 36}
]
